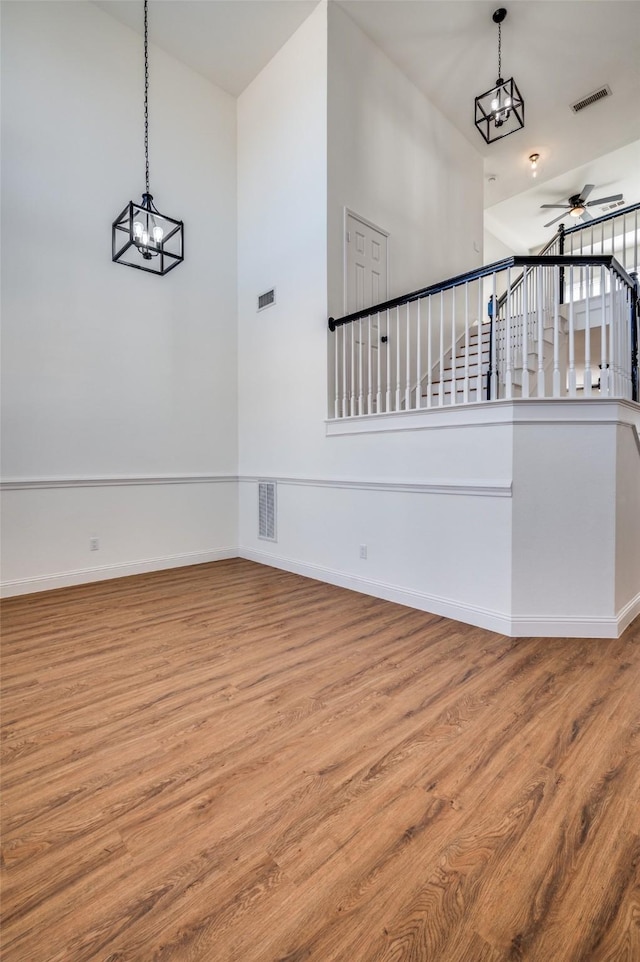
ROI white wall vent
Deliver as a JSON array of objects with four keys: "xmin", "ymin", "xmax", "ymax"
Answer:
[
  {"xmin": 258, "ymin": 481, "xmax": 277, "ymax": 541},
  {"xmin": 570, "ymin": 85, "xmax": 612, "ymax": 113},
  {"xmin": 258, "ymin": 288, "xmax": 276, "ymax": 312}
]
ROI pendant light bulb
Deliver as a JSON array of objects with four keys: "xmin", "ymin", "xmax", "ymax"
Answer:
[
  {"xmin": 152, "ymin": 225, "xmax": 164, "ymax": 244},
  {"xmin": 133, "ymin": 221, "xmax": 144, "ymax": 240}
]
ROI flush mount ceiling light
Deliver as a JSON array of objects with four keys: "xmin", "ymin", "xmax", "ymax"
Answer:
[
  {"xmin": 112, "ymin": 0, "xmax": 184, "ymax": 275},
  {"xmin": 529, "ymin": 153, "xmax": 540, "ymax": 177},
  {"xmin": 474, "ymin": 8, "xmax": 524, "ymax": 144}
]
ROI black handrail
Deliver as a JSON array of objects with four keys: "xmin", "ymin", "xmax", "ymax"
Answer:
[
  {"xmin": 328, "ymin": 257, "xmax": 515, "ymax": 331},
  {"xmin": 328, "ymin": 255, "xmax": 636, "ymax": 330}
]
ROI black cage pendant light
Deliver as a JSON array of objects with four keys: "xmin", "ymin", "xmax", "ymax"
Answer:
[
  {"xmin": 112, "ymin": 0, "xmax": 184, "ymax": 275},
  {"xmin": 474, "ymin": 8, "xmax": 524, "ymax": 144}
]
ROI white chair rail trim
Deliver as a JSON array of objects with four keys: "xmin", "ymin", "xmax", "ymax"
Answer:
[
  {"xmin": 239, "ymin": 476, "xmax": 512, "ymax": 498},
  {"xmin": 0, "ymin": 474, "xmax": 236, "ymax": 491}
]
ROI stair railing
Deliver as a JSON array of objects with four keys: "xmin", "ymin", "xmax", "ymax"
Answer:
[
  {"xmin": 327, "ymin": 255, "xmax": 639, "ymax": 417},
  {"xmin": 497, "ymin": 202, "xmax": 640, "ymax": 315}
]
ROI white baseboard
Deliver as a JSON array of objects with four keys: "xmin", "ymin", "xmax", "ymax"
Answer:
[
  {"xmin": 238, "ymin": 548, "xmax": 637, "ymax": 639},
  {"xmin": 238, "ymin": 547, "xmax": 513, "ymax": 635},
  {"xmin": 4, "ymin": 546, "xmax": 635, "ymax": 640},
  {"xmin": 616, "ymin": 592, "xmax": 640, "ymax": 635},
  {"xmin": 0, "ymin": 548, "xmax": 238, "ymax": 598}
]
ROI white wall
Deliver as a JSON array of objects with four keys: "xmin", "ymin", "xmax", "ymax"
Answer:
[
  {"xmin": 237, "ymin": 3, "xmax": 512, "ymax": 632},
  {"xmin": 1, "ymin": 1, "xmax": 238, "ymax": 591},
  {"xmin": 327, "ymin": 3, "xmax": 484, "ymax": 318},
  {"xmin": 510, "ymin": 402, "xmax": 640, "ymax": 637},
  {"xmin": 615, "ymin": 416, "xmax": 640, "ymax": 625}
]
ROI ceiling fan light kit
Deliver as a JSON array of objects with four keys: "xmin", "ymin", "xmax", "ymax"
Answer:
[
  {"xmin": 540, "ymin": 183, "xmax": 625, "ymax": 229},
  {"xmin": 474, "ymin": 8, "xmax": 525, "ymax": 144}
]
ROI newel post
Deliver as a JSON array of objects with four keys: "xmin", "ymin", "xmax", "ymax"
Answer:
[{"xmin": 558, "ymin": 223, "xmax": 565, "ymax": 305}]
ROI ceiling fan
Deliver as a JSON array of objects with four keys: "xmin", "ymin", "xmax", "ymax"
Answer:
[{"xmin": 540, "ymin": 184, "xmax": 624, "ymax": 228}]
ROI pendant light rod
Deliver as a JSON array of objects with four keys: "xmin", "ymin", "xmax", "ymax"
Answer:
[
  {"xmin": 143, "ymin": 0, "xmax": 150, "ymax": 195},
  {"xmin": 493, "ymin": 8, "xmax": 507, "ymax": 79},
  {"xmin": 111, "ymin": 0, "xmax": 184, "ymax": 275}
]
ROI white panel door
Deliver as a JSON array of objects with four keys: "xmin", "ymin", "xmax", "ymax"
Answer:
[
  {"xmin": 346, "ymin": 213, "xmax": 388, "ymax": 316},
  {"xmin": 344, "ymin": 213, "xmax": 389, "ymax": 414}
]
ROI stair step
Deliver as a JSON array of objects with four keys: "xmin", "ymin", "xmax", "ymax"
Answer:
[
  {"xmin": 430, "ymin": 366, "xmax": 489, "ymax": 384},
  {"xmin": 424, "ymin": 381, "xmax": 486, "ymax": 398},
  {"xmin": 449, "ymin": 352, "xmax": 490, "ymax": 367},
  {"xmin": 423, "ymin": 389, "xmax": 484, "ymax": 405}
]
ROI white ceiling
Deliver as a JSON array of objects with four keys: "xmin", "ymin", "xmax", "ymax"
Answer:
[
  {"xmin": 94, "ymin": 0, "xmax": 319, "ymax": 95},
  {"xmin": 96, "ymin": 0, "xmax": 640, "ymax": 252}
]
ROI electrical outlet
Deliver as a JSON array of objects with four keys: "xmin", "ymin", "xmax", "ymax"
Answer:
[
  {"xmin": 359, "ymin": 544, "xmax": 367, "ymax": 560},
  {"xmin": 89, "ymin": 537, "xmax": 100, "ymax": 551}
]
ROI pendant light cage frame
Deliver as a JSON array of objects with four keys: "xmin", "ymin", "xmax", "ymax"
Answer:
[
  {"xmin": 474, "ymin": 8, "xmax": 525, "ymax": 144},
  {"xmin": 112, "ymin": 0, "xmax": 184, "ymax": 275},
  {"xmin": 475, "ymin": 76, "xmax": 525, "ymax": 144},
  {"xmin": 113, "ymin": 194, "xmax": 184, "ymax": 275}
]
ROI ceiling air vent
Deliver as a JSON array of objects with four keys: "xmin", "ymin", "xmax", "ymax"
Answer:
[
  {"xmin": 258, "ymin": 288, "xmax": 276, "ymax": 312},
  {"xmin": 571, "ymin": 85, "xmax": 612, "ymax": 113},
  {"xmin": 601, "ymin": 199, "xmax": 625, "ymax": 212},
  {"xmin": 258, "ymin": 481, "xmax": 277, "ymax": 541}
]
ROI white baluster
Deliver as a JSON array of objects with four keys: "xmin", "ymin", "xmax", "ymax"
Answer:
[
  {"xmin": 385, "ymin": 309, "xmax": 391, "ymax": 412},
  {"xmin": 439, "ymin": 291, "xmax": 444, "ymax": 406},
  {"xmin": 426, "ymin": 296, "xmax": 433, "ymax": 408},
  {"xmin": 600, "ymin": 266, "xmax": 608, "ymax": 395},
  {"xmin": 375, "ymin": 312, "xmax": 382, "ymax": 414},
  {"xmin": 568, "ymin": 266, "xmax": 576, "ymax": 396},
  {"xmin": 463, "ymin": 282, "xmax": 469, "ymax": 403},
  {"xmin": 521, "ymin": 267, "xmax": 530, "ymax": 397},
  {"xmin": 405, "ymin": 302, "xmax": 411, "ymax": 409},
  {"xmin": 416, "ymin": 299, "xmax": 421, "ymax": 410},
  {"xmin": 367, "ymin": 314, "xmax": 373, "ymax": 415},
  {"xmin": 584, "ymin": 268, "xmax": 592, "ymax": 396},
  {"xmin": 537, "ymin": 267, "xmax": 545, "ymax": 397},
  {"xmin": 333, "ymin": 327, "xmax": 340, "ymax": 418},
  {"xmin": 350, "ymin": 321, "xmax": 356, "ymax": 416},
  {"xmin": 490, "ymin": 271, "xmax": 497, "ymax": 400},
  {"xmin": 395, "ymin": 306, "xmax": 401, "ymax": 411},
  {"xmin": 450, "ymin": 286, "xmax": 457, "ymax": 405},
  {"xmin": 505, "ymin": 267, "xmax": 513, "ymax": 399},
  {"xmin": 357, "ymin": 318, "xmax": 364, "ymax": 416},
  {"xmin": 477, "ymin": 279, "xmax": 484, "ymax": 401},
  {"xmin": 553, "ymin": 265, "xmax": 561, "ymax": 397},
  {"xmin": 613, "ymin": 277, "xmax": 622, "ymax": 396}
]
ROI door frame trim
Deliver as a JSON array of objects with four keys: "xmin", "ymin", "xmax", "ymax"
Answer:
[{"xmin": 343, "ymin": 208, "xmax": 390, "ymax": 315}]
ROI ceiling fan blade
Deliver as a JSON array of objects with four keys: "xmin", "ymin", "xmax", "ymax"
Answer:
[
  {"xmin": 580, "ymin": 184, "xmax": 595, "ymax": 202},
  {"xmin": 580, "ymin": 210, "xmax": 593, "ymax": 223},
  {"xmin": 544, "ymin": 211, "xmax": 570, "ymax": 229},
  {"xmin": 586, "ymin": 194, "xmax": 623, "ymax": 207},
  {"xmin": 540, "ymin": 204, "xmax": 570, "ymax": 210}
]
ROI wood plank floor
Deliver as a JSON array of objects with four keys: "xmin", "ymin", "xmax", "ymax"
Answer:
[{"xmin": 1, "ymin": 559, "xmax": 639, "ymax": 962}]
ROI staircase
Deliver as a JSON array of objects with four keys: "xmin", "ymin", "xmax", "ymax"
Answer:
[
  {"xmin": 424, "ymin": 323, "xmax": 491, "ymax": 405},
  {"xmin": 329, "ymin": 203, "xmax": 640, "ymax": 416}
]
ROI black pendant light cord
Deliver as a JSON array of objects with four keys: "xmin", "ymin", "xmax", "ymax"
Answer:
[
  {"xmin": 144, "ymin": 0, "xmax": 150, "ymax": 196},
  {"xmin": 497, "ymin": 20, "xmax": 502, "ymax": 78}
]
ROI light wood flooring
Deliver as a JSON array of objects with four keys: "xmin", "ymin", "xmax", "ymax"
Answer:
[{"xmin": 1, "ymin": 559, "xmax": 639, "ymax": 961}]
